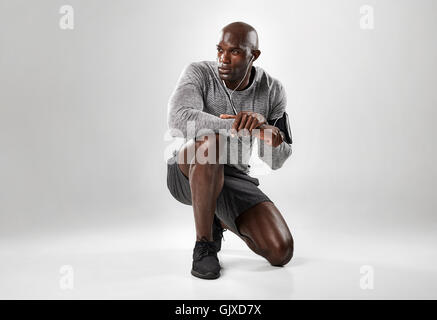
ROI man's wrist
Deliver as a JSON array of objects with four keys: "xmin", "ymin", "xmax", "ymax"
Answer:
[{"xmin": 252, "ymin": 124, "xmax": 284, "ymax": 147}]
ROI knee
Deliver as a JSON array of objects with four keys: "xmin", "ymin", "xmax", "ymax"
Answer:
[
  {"xmin": 264, "ymin": 236, "xmax": 294, "ymax": 266},
  {"xmin": 194, "ymin": 133, "xmax": 226, "ymax": 165}
]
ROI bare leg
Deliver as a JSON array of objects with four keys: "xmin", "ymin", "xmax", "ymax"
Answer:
[
  {"xmin": 177, "ymin": 134, "xmax": 225, "ymax": 241},
  {"xmin": 177, "ymin": 133, "xmax": 293, "ymax": 266}
]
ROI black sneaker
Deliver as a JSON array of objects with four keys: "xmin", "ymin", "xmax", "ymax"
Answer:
[
  {"xmin": 212, "ymin": 215, "xmax": 227, "ymax": 252},
  {"xmin": 191, "ymin": 239, "xmax": 221, "ymax": 279}
]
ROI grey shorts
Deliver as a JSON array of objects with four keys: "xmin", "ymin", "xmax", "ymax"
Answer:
[{"xmin": 166, "ymin": 153, "xmax": 273, "ymax": 237}]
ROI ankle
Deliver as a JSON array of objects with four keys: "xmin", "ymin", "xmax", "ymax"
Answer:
[{"xmin": 196, "ymin": 235, "xmax": 213, "ymax": 242}]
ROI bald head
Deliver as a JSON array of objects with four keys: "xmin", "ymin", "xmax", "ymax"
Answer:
[
  {"xmin": 216, "ymin": 21, "xmax": 261, "ymax": 88},
  {"xmin": 220, "ymin": 21, "xmax": 259, "ymax": 51}
]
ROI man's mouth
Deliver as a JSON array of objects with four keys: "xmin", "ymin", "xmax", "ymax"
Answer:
[{"xmin": 218, "ymin": 67, "xmax": 232, "ymax": 74}]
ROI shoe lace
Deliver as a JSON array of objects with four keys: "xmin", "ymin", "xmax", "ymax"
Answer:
[
  {"xmin": 196, "ymin": 240, "xmax": 217, "ymax": 258},
  {"xmin": 213, "ymin": 217, "xmax": 227, "ymax": 242},
  {"xmin": 221, "ymin": 228, "xmax": 227, "ymax": 242}
]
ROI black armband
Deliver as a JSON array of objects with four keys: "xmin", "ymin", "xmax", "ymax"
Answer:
[{"xmin": 267, "ymin": 111, "xmax": 293, "ymax": 144}]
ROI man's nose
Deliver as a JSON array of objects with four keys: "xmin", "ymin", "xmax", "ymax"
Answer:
[{"xmin": 219, "ymin": 51, "xmax": 231, "ymax": 64}]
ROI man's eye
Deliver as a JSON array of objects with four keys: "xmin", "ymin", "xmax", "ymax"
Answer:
[{"xmin": 232, "ymin": 50, "xmax": 239, "ymax": 54}]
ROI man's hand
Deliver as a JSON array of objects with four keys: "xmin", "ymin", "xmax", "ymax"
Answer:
[
  {"xmin": 220, "ymin": 112, "xmax": 283, "ymax": 147},
  {"xmin": 220, "ymin": 111, "xmax": 266, "ymax": 137},
  {"xmin": 251, "ymin": 124, "xmax": 284, "ymax": 147}
]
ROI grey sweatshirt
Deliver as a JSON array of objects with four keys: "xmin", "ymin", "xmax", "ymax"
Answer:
[{"xmin": 167, "ymin": 61, "xmax": 292, "ymax": 174}]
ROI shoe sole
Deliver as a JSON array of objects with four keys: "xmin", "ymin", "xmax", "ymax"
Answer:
[{"xmin": 191, "ymin": 269, "xmax": 220, "ymax": 280}]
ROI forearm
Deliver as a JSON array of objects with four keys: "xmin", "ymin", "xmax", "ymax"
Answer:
[
  {"xmin": 167, "ymin": 79, "xmax": 234, "ymax": 139},
  {"xmin": 168, "ymin": 106, "xmax": 234, "ymax": 139},
  {"xmin": 256, "ymin": 126, "xmax": 292, "ymax": 170},
  {"xmin": 258, "ymin": 139, "xmax": 292, "ymax": 170}
]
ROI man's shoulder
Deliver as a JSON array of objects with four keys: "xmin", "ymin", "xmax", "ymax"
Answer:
[
  {"xmin": 183, "ymin": 60, "xmax": 216, "ymax": 77},
  {"xmin": 255, "ymin": 66, "xmax": 284, "ymax": 91}
]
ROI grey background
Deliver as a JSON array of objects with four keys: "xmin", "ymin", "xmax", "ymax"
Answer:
[{"xmin": 0, "ymin": 0, "xmax": 436, "ymax": 299}]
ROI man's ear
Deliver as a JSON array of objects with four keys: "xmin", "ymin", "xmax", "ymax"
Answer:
[{"xmin": 252, "ymin": 50, "xmax": 261, "ymax": 62}]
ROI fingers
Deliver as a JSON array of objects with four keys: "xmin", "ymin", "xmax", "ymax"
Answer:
[
  {"xmin": 242, "ymin": 112, "xmax": 262, "ymax": 136},
  {"xmin": 229, "ymin": 111, "xmax": 267, "ymax": 138},
  {"xmin": 248, "ymin": 117, "xmax": 259, "ymax": 132},
  {"xmin": 238, "ymin": 113, "xmax": 249, "ymax": 131},
  {"xmin": 245, "ymin": 116, "xmax": 255, "ymax": 133},
  {"xmin": 231, "ymin": 112, "xmax": 243, "ymax": 132},
  {"xmin": 220, "ymin": 114, "xmax": 236, "ymax": 119}
]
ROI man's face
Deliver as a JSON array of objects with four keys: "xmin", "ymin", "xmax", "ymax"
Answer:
[{"xmin": 216, "ymin": 31, "xmax": 252, "ymax": 82}]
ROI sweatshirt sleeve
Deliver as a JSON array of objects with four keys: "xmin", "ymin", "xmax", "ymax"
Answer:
[
  {"xmin": 257, "ymin": 81, "xmax": 292, "ymax": 170},
  {"xmin": 167, "ymin": 63, "xmax": 234, "ymax": 139}
]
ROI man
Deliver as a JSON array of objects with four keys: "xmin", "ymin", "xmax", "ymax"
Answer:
[{"xmin": 166, "ymin": 22, "xmax": 294, "ymax": 279}]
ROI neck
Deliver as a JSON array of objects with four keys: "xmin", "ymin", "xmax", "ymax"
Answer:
[{"xmin": 224, "ymin": 68, "xmax": 252, "ymax": 91}]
